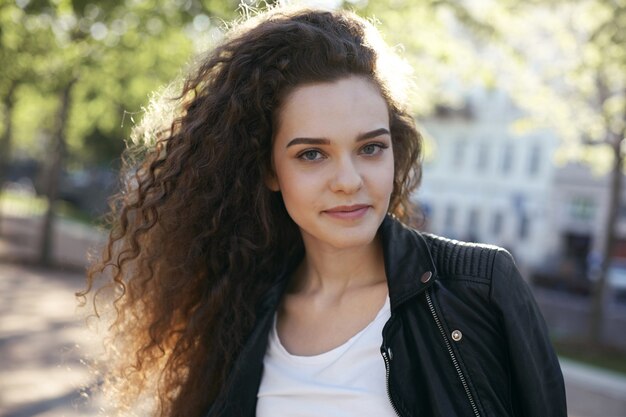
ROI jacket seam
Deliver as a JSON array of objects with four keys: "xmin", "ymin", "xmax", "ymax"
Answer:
[
  {"xmin": 436, "ymin": 276, "xmax": 490, "ymax": 286},
  {"xmin": 488, "ymin": 249, "xmax": 512, "ymax": 304},
  {"xmin": 421, "ymin": 233, "xmax": 500, "ymax": 280},
  {"xmin": 488, "ymin": 249, "xmax": 516, "ymax": 416}
]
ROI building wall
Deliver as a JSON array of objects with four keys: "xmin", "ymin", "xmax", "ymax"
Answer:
[
  {"xmin": 416, "ymin": 87, "xmax": 626, "ymax": 298},
  {"xmin": 550, "ymin": 163, "xmax": 626, "ymax": 261},
  {"xmin": 415, "ymin": 89, "xmax": 559, "ymax": 268}
]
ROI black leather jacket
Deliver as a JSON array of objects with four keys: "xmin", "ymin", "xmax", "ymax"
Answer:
[{"xmin": 208, "ymin": 215, "xmax": 567, "ymax": 417}]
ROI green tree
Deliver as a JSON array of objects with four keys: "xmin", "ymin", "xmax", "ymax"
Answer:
[
  {"xmin": 349, "ymin": 0, "xmax": 496, "ymax": 115},
  {"xmin": 0, "ymin": 2, "xmax": 53, "ymax": 234},
  {"xmin": 1, "ymin": 0, "xmax": 242, "ymax": 265}
]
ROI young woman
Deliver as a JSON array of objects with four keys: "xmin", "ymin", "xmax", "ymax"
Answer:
[{"xmin": 82, "ymin": 6, "xmax": 567, "ymax": 417}]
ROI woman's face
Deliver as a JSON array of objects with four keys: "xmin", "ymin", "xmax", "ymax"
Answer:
[{"xmin": 268, "ymin": 75, "xmax": 395, "ymax": 251}]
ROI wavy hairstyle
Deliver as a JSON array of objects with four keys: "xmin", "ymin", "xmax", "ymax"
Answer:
[{"xmin": 80, "ymin": 6, "xmax": 423, "ymax": 417}]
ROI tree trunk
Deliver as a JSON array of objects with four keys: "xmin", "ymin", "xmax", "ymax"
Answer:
[
  {"xmin": 39, "ymin": 79, "xmax": 76, "ymax": 267},
  {"xmin": 588, "ymin": 129, "xmax": 624, "ymax": 345},
  {"xmin": 0, "ymin": 81, "xmax": 18, "ymax": 236}
]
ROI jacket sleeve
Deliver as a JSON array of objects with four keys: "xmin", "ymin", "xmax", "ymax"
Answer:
[{"xmin": 490, "ymin": 249, "xmax": 567, "ymax": 417}]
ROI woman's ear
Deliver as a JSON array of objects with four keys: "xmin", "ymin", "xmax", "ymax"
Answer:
[
  {"xmin": 264, "ymin": 163, "xmax": 280, "ymax": 192},
  {"xmin": 265, "ymin": 130, "xmax": 281, "ymax": 191},
  {"xmin": 265, "ymin": 173, "xmax": 280, "ymax": 192}
]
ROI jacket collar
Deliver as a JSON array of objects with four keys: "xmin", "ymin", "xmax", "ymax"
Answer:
[{"xmin": 379, "ymin": 214, "xmax": 438, "ymax": 311}]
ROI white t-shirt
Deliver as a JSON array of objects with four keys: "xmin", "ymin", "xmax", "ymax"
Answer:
[{"xmin": 256, "ymin": 296, "xmax": 397, "ymax": 417}]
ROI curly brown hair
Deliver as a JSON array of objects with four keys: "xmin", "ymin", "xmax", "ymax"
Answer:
[{"xmin": 80, "ymin": 6, "xmax": 423, "ymax": 417}]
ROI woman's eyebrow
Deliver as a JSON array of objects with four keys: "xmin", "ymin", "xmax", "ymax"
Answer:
[
  {"xmin": 286, "ymin": 137, "xmax": 330, "ymax": 148},
  {"xmin": 356, "ymin": 128, "xmax": 390, "ymax": 142},
  {"xmin": 285, "ymin": 128, "xmax": 390, "ymax": 148}
]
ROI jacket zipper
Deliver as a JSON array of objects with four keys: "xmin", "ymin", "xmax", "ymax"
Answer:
[
  {"xmin": 381, "ymin": 346, "xmax": 402, "ymax": 417},
  {"xmin": 425, "ymin": 289, "xmax": 481, "ymax": 417}
]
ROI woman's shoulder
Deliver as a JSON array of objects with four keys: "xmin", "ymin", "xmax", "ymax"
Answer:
[
  {"xmin": 381, "ymin": 215, "xmax": 521, "ymax": 290},
  {"xmin": 417, "ymin": 230, "xmax": 518, "ymax": 283}
]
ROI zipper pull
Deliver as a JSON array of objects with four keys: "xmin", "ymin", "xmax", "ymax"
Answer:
[{"xmin": 381, "ymin": 345, "xmax": 393, "ymax": 361}]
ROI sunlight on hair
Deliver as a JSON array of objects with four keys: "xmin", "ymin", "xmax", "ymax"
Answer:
[
  {"xmin": 277, "ymin": 0, "xmax": 343, "ymax": 10},
  {"xmin": 130, "ymin": 81, "xmax": 183, "ymax": 150},
  {"xmin": 365, "ymin": 22, "xmax": 415, "ymax": 112}
]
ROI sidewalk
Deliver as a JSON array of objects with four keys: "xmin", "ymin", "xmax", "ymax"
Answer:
[
  {"xmin": 0, "ymin": 264, "xmax": 105, "ymax": 417},
  {"xmin": 562, "ymin": 359, "xmax": 626, "ymax": 417},
  {"xmin": 0, "ymin": 213, "xmax": 105, "ymax": 268},
  {"xmin": 1, "ymin": 214, "xmax": 626, "ymax": 416}
]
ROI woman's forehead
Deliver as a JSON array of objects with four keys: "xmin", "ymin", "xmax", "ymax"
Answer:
[{"xmin": 274, "ymin": 76, "xmax": 389, "ymax": 141}]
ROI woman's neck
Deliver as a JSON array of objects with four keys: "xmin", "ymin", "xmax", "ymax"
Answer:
[{"xmin": 289, "ymin": 234, "xmax": 387, "ymax": 298}]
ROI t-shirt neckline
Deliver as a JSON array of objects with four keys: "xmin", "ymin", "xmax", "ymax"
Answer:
[{"xmin": 271, "ymin": 295, "xmax": 391, "ymax": 365}]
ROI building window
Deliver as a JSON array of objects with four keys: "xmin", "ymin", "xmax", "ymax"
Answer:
[
  {"xmin": 492, "ymin": 211, "xmax": 503, "ymax": 237},
  {"xmin": 467, "ymin": 208, "xmax": 480, "ymax": 241},
  {"xmin": 476, "ymin": 142, "xmax": 489, "ymax": 173},
  {"xmin": 570, "ymin": 197, "xmax": 595, "ymax": 222},
  {"xmin": 528, "ymin": 144, "xmax": 541, "ymax": 176},
  {"xmin": 444, "ymin": 205, "xmax": 456, "ymax": 234},
  {"xmin": 452, "ymin": 138, "xmax": 467, "ymax": 169},
  {"xmin": 501, "ymin": 143, "xmax": 513, "ymax": 175},
  {"xmin": 519, "ymin": 213, "xmax": 530, "ymax": 240}
]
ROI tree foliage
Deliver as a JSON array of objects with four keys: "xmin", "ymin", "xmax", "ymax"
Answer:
[{"xmin": 0, "ymin": 0, "xmax": 242, "ymax": 167}]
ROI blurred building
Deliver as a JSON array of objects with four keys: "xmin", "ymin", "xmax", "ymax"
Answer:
[
  {"xmin": 416, "ymin": 86, "xmax": 626, "ymax": 296},
  {"xmin": 550, "ymin": 162, "xmax": 626, "ymax": 294},
  {"xmin": 416, "ymin": 87, "xmax": 559, "ymax": 269}
]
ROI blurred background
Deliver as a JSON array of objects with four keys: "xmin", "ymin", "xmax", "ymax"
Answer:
[{"xmin": 0, "ymin": 0, "xmax": 625, "ymax": 415}]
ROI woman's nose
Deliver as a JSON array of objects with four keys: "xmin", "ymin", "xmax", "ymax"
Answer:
[{"xmin": 329, "ymin": 156, "xmax": 363, "ymax": 194}]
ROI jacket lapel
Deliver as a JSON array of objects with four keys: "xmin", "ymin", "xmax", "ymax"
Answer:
[{"xmin": 379, "ymin": 215, "xmax": 438, "ymax": 311}]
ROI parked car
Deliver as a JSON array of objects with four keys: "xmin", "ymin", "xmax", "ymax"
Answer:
[
  {"xmin": 57, "ymin": 168, "xmax": 118, "ymax": 216},
  {"xmin": 603, "ymin": 260, "xmax": 626, "ymax": 303},
  {"xmin": 531, "ymin": 257, "xmax": 591, "ymax": 296}
]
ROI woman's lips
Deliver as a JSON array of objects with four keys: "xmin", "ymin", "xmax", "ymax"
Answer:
[{"xmin": 323, "ymin": 205, "xmax": 370, "ymax": 220}]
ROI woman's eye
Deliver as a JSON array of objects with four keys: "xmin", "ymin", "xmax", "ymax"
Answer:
[
  {"xmin": 299, "ymin": 150, "xmax": 323, "ymax": 161},
  {"xmin": 361, "ymin": 143, "xmax": 385, "ymax": 155}
]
